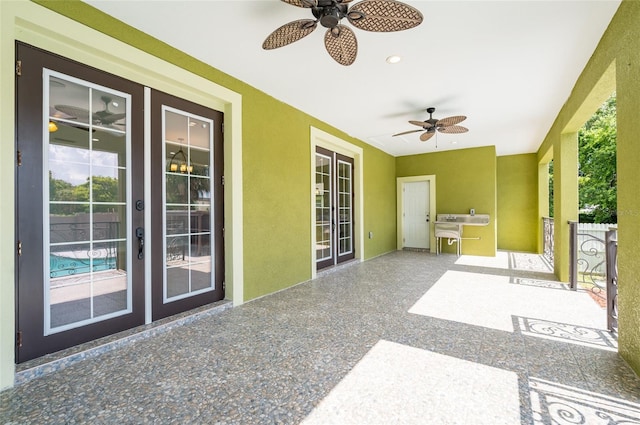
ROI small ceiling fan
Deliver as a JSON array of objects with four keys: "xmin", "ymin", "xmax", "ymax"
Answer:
[
  {"xmin": 263, "ymin": 0, "xmax": 423, "ymax": 66},
  {"xmin": 55, "ymin": 96, "xmax": 126, "ymax": 127},
  {"xmin": 393, "ymin": 107, "xmax": 468, "ymax": 142}
]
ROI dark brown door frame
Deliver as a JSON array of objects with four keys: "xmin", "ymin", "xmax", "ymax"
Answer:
[
  {"xmin": 315, "ymin": 146, "xmax": 355, "ymax": 270},
  {"xmin": 335, "ymin": 152, "xmax": 355, "ymax": 264},
  {"xmin": 15, "ymin": 42, "xmax": 145, "ymax": 363},
  {"xmin": 150, "ymin": 90, "xmax": 225, "ymax": 321}
]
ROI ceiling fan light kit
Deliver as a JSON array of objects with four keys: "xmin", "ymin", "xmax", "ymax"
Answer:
[{"xmin": 263, "ymin": 0, "xmax": 423, "ymax": 65}]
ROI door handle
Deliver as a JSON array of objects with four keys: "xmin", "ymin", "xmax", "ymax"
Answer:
[{"xmin": 136, "ymin": 227, "xmax": 144, "ymax": 260}]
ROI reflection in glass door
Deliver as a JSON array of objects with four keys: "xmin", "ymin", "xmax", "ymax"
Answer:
[
  {"xmin": 18, "ymin": 42, "xmax": 142, "ymax": 362},
  {"xmin": 315, "ymin": 147, "xmax": 354, "ymax": 270},
  {"xmin": 337, "ymin": 158, "xmax": 353, "ymax": 258},
  {"xmin": 315, "ymin": 152, "xmax": 333, "ymax": 268},
  {"xmin": 45, "ymin": 70, "xmax": 132, "ymax": 334},
  {"xmin": 163, "ymin": 107, "xmax": 214, "ymax": 302}
]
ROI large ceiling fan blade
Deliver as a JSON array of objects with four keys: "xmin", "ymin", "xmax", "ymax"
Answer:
[
  {"xmin": 282, "ymin": 0, "xmax": 317, "ymax": 7},
  {"xmin": 347, "ymin": 0, "xmax": 423, "ymax": 32},
  {"xmin": 438, "ymin": 125, "xmax": 469, "ymax": 134},
  {"xmin": 420, "ymin": 131, "xmax": 435, "ymax": 142},
  {"xmin": 262, "ymin": 19, "xmax": 318, "ymax": 50},
  {"xmin": 324, "ymin": 25, "xmax": 358, "ymax": 66},
  {"xmin": 54, "ymin": 105, "xmax": 89, "ymax": 121},
  {"xmin": 437, "ymin": 115, "xmax": 467, "ymax": 127},
  {"xmin": 393, "ymin": 129, "xmax": 424, "ymax": 137},
  {"xmin": 409, "ymin": 120, "xmax": 432, "ymax": 128},
  {"xmin": 95, "ymin": 112, "xmax": 126, "ymax": 124}
]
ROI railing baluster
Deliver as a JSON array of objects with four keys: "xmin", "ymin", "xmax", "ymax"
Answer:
[
  {"xmin": 605, "ymin": 228, "xmax": 618, "ymax": 333},
  {"xmin": 542, "ymin": 217, "xmax": 554, "ymax": 265},
  {"xmin": 569, "ymin": 221, "xmax": 578, "ymax": 290}
]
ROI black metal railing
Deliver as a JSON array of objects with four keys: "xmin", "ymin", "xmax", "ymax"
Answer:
[
  {"xmin": 568, "ymin": 221, "xmax": 618, "ymax": 332},
  {"xmin": 49, "ymin": 221, "xmax": 120, "ymax": 278},
  {"xmin": 605, "ymin": 229, "xmax": 618, "ymax": 333},
  {"xmin": 542, "ymin": 217, "xmax": 554, "ymax": 265}
]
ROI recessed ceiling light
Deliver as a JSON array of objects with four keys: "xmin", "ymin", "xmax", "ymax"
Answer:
[{"xmin": 386, "ymin": 55, "xmax": 401, "ymax": 64}]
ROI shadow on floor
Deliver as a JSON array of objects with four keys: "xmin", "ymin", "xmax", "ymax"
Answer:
[{"xmin": 2, "ymin": 250, "xmax": 638, "ymax": 424}]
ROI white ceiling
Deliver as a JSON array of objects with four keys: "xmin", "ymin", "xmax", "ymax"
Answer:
[{"xmin": 85, "ymin": 0, "xmax": 620, "ymax": 157}]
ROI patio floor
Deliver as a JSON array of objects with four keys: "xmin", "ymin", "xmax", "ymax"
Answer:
[{"xmin": 1, "ymin": 250, "xmax": 639, "ymax": 424}]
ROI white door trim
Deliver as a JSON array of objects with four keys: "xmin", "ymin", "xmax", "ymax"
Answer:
[
  {"xmin": 310, "ymin": 127, "xmax": 363, "ymax": 279},
  {"xmin": 397, "ymin": 175, "xmax": 437, "ymax": 253}
]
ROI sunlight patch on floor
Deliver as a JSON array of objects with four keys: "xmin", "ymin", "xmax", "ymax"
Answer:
[
  {"xmin": 301, "ymin": 340, "xmax": 520, "ymax": 425},
  {"xmin": 455, "ymin": 251, "xmax": 511, "ymax": 269},
  {"xmin": 409, "ymin": 270, "xmax": 605, "ymax": 333},
  {"xmin": 455, "ymin": 251, "xmax": 552, "ymax": 272}
]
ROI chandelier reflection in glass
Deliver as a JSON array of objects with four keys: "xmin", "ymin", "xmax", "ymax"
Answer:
[{"xmin": 168, "ymin": 139, "xmax": 193, "ymax": 174}]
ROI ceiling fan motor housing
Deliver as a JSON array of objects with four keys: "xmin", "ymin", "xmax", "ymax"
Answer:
[{"xmin": 313, "ymin": 2, "xmax": 348, "ymax": 28}]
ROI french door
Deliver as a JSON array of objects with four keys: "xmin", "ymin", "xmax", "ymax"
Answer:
[
  {"xmin": 150, "ymin": 91, "xmax": 224, "ymax": 320},
  {"xmin": 15, "ymin": 43, "xmax": 145, "ymax": 362},
  {"xmin": 315, "ymin": 147, "xmax": 355, "ymax": 270},
  {"xmin": 15, "ymin": 43, "xmax": 225, "ymax": 362}
]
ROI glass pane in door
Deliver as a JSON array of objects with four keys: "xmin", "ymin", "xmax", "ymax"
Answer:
[
  {"xmin": 337, "ymin": 160, "xmax": 353, "ymax": 255},
  {"xmin": 315, "ymin": 154, "xmax": 332, "ymax": 261},
  {"xmin": 45, "ymin": 70, "xmax": 132, "ymax": 335},
  {"xmin": 163, "ymin": 108, "xmax": 214, "ymax": 302}
]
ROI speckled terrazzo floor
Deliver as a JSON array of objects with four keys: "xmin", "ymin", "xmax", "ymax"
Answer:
[{"xmin": 2, "ymin": 250, "xmax": 640, "ymax": 424}]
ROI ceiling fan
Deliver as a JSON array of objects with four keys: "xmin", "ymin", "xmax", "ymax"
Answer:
[
  {"xmin": 393, "ymin": 107, "xmax": 468, "ymax": 142},
  {"xmin": 54, "ymin": 96, "xmax": 126, "ymax": 127},
  {"xmin": 262, "ymin": 0, "xmax": 423, "ymax": 66}
]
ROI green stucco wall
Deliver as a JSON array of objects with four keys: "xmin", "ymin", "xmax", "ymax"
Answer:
[
  {"xmin": 241, "ymin": 95, "xmax": 313, "ymax": 300},
  {"xmin": 614, "ymin": 2, "xmax": 640, "ymax": 377},
  {"xmin": 363, "ymin": 147, "xmax": 398, "ymax": 256},
  {"xmin": 241, "ymin": 92, "xmax": 397, "ymax": 300},
  {"xmin": 496, "ymin": 154, "xmax": 538, "ymax": 252},
  {"xmin": 536, "ymin": 0, "xmax": 640, "ymax": 375},
  {"xmin": 553, "ymin": 133, "xmax": 579, "ymax": 283},
  {"xmin": 396, "ymin": 146, "xmax": 497, "ymax": 256}
]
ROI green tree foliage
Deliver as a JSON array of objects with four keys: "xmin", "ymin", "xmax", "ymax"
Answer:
[
  {"xmin": 578, "ymin": 94, "xmax": 617, "ymax": 223},
  {"xmin": 49, "ymin": 174, "xmax": 120, "ymax": 215}
]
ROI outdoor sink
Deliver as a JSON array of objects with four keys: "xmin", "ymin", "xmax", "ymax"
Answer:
[
  {"xmin": 433, "ymin": 214, "xmax": 489, "ymax": 256},
  {"xmin": 435, "ymin": 214, "xmax": 490, "ymax": 226}
]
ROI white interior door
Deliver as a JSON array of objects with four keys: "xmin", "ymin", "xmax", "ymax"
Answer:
[{"xmin": 403, "ymin": 181, "xmax": 430, "ymax": 249}]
